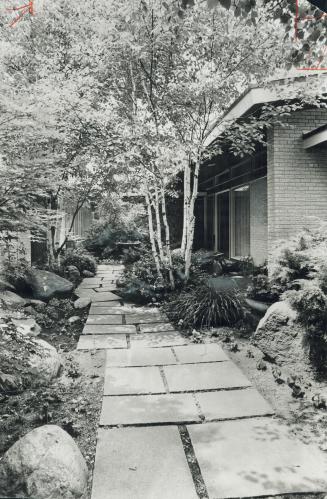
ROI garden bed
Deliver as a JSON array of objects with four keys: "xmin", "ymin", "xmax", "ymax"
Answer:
[{"xmin": 0, "ymin": 298, "xmax": 104, "ymax": 497}]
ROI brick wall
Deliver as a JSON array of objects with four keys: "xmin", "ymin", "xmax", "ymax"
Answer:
[
  {"xmin": 250, "ymin": 177, "xmax": 267, "ymax": 266},
  {"xmin": 267, "ymin": 108, "xmax": 327, "ymax": 262}
]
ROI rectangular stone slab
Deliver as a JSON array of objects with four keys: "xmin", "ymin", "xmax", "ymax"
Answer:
[
  {"xmin": 89, "ymin": 304, "xmax": 132, "ymax": 315},
  {"xmin": 83, "ymin": 324, "xmax": 136, "ymax": 335},
  {"xmin": 82, "ymin": 278, "xmax": 103, "ymax": 285},
  {"xmin": 105, "ymin": 347, "xmax": 177, "ymax": 367},
  {"xmin": 94, "ymin": 286, "xmax": 117, "ymax": 292},
  {"xmin": 91, "ymin": 426, "xmax": 198, "ymax": 499},
  {"xmin": 104, "ymin": 366, "xmax": 165, "ymax": 395},
  {"xmin": 90, "ymin": 300, "xmax": 121, "ymax": 307},
  {"xmin": 130, "ymin": 332, "xmax": 189, "ymax": 348},
  {"xmin": 164, "ymin": 362, "xmax": 251, "ymax": 392},
  {"xmin": 86, "ymin": 315, "xmax": 123, "ymax": 325},
  {"xmin": 125, "ymin": 312, "xmax": 168, "ymax": 324},
  {"xmin": 139, "ymin": 322, "xmax": 176, "ymax": 333},
  {"xmin": 77, "ymin": 334, "xmax": 127, "ymax": 350},
  {"xmin": 196, "ymin": 388, "xmax": 274, "ymax": 421},
  {"xmin": 91, "ymin": 292, "xmax": 120, "ymax": 302},
  {"xmin": 173, "ymin": 344, "xmax": 229, "ymax": 364},
  {"xmin": 188, "ymin": 418, "xmax": 327, "ymax": 498},
  {"xmin": 100, "ymin": 393, "xmax": 200, "ymax": 425}
]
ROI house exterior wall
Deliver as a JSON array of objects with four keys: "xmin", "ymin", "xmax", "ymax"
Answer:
[
  {"xmin": 267, "ymin": 108, "xmax": 327, "ymax": 262},
  {"xmin": 250, "ymin": 177, "xmax": 267, "ymax": 266}
]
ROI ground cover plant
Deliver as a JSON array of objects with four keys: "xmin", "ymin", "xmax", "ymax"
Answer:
[{"xmin": 164, "ymin": 277, "xmax": 244, "ymax": 329}]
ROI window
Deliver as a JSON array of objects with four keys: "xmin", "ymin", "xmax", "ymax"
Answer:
[{"xmin": 231, "ymin": 185, "xmax": 250, "ymax": 258}]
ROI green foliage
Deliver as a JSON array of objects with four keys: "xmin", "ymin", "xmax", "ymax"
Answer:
[
  {"xmin": 163, "ymin": 280, "xmax": 244, "ymax": 329},
  {"xmin": 2, "ymin": 258, "xmax": 32, "ymax": 294},
  {"xmin": 247, "ymin": 273, "xmax": 280, "ymax": 303},
  {"xmin": 117, "ymin": 248, "xmax": 208, "ymax": 304},
  {"xmin": 269, "ymin": 221, "xmax": 327, "ymax": 369},
  {"xmin": 84, "ymin": 221, "xmax": 143, "ymax": 259},
  {"xmin": 284, "ymin": 280, "xmax": 327, "ymax": 368},
  {"xmin": 61, "ymin": 250, "xmax": 97, "ymax": 275},
  {"xmin": 34, "ymin": 298, "xmax": 75, "ymax": 329}
]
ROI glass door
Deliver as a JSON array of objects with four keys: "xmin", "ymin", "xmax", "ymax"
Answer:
[{"xmin": 232, "ymin": 185, "xmax": 250, "ymax": 257}]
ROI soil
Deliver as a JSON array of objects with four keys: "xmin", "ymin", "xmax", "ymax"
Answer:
[{"xmin": 0, "ymin": 300, "xmax": 105, "ymax": 498}]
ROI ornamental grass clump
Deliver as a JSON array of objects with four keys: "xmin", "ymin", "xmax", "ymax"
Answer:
[{"xmin": 164, "ymin": 281, "xmax": 244, "ymax": 329}]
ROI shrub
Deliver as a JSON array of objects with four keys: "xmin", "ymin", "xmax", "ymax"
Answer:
[
  {"xmin": 268, "ymin": 221, "xmax": 327, "ymax": 369},
  {"xmin": 84, "ymin": 221, "xmax": 143, "ymax": 258},
  {"xmin": 284, "ymin": 280, "xmax": 327, "ymax": 369},
  {"xmin": 61, "ymin": 250, "xmax": 97, "ymax": 275},
  {"xmin": 2, "ymin": 258, "xmax": 32, "ymax": 294},
  {"xmin": 163, "ymin": 280, "xmax": 244, "ymax": 329},
  {"xmin": 247, "ymin": 273, "xmax": 280, "ymax": 303},
  {"xmin": 117, "ymin": 247, "xmax": 210, "ymax": 304},
  {"xmin": 117, "ymin": 250, "xmax": 167, "ymax": 304}
]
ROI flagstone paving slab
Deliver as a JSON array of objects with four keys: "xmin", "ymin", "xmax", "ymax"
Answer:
[
  {"xmin": 105, "ymin": 347, "xmax": 177, "ymax": 367},
  {"xmin": 139, "ymin": 322, "xmax": 176, "ymax": 333},
  {"xmin": 104, "ymin": 366, "xmax": 165, "ymax": 395},
  {"xmin": 82, "ymin": 278, "xmax": 103, "ymax": 285},
  {"xmin": 89, "ymin": 304, "xmax": 134, "ymax": 315},
  {"xmin": 91, "ymin": 291, "xmax": 121, "ymax": 302},
  {"xmin": 164, "ymin": 361, "xmax": 251, "ymax": 392},
  {"xmin": 173, "ymin": 343, "xmax": 230, "ymax": 364},
  {"xmin": 90, "ymin": 300, "xmax": 121, "ymax": 307},
  {"xmin": 100, "ymin": 393, "xmax": 200, "ymax": 425},
  {"xmin": 94, "ymin": 286, "xmax": 117, "ymax": 292},
  {"xmin": 130, "ymin": 332, "xmax": 190, "ymax": 348},
  {"xmin": 91, "ymin": 426, "xmax": 198, "ymax": 499},
  {"xmin": 76, "ymin": 283, "xmax": 101, "ymax": 290},
  {"xmin": 125, "ymin": 312, "xmax": 169, "ymax": 324},
  {"xmin": 188, "ymin": 418, "xmax": 327, "ymax": 498},
  {"xmin": 196, "ymin": 388, "xmax": 274, "ymax": 421},
  {"xmin": 77, "ymin": 334, "xmax": 127, "ymax": 350},
  {"xmin": 83, "ymin": 324, "xmax": 136, "ymax": 335},
  {"xmin": 86, "ymin": 315, "xmax": 123, "ymax": 325},
  {"xmin": 75, "ymin": 288, "xmax": 98, "ymax": 299}
]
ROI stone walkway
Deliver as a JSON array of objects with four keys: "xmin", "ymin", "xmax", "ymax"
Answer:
[{"xmin": 77, "ymin": 265, "xmax": 327, "ymax": 499}]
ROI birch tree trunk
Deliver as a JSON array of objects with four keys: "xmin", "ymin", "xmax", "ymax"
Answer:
[
  {"xmin": 145, "ymin": 189, "xmax": 162, "ymax": 278},
  {"xmin": 184, "ymin": 151, "xmax": 201, "ymax": 280},
  {"xmin": 181, "ymin": 161, "xmax": 191, "ymax": 257},
  {"xmin": 160, "ymin": 182, "xmax": 175, "ymax": 289},
  {"xmin": 153, "ymin": 185, "xmax": 165, "ymax": 264}
]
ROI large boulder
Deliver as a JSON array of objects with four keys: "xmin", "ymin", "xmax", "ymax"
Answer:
[
  {"xmin": 26, "ymin": 269, "xmax": 73, "ymax": 301},
  {"xmin": 0, "ymin": 425, "xmax": 88, "ymax": 499},
  {"xmin": 0, "ymin": 323, "xmax": 61, "ymax": 388},
  {"xmin": 12, "ymin": 318, "xmax": 41, "ymax": 337},
  {"xmin": 252, "ymin": 301, "xmax": 310, "ymax": 369},
  {"xmin": 0, "ymin": 291, "xmax": 26, "ymax": 307}
]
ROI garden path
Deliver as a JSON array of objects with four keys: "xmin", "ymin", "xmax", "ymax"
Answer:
[{"xmin": 77, "ymin": 265, "xmax": 327, "ymax": 499}]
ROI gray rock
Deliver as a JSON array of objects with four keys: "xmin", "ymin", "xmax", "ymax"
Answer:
[
  {"xmin": 28, "ymin": 339, "xmax": 61, "ymax": 383},
  {"xmin": 0, "ymin": 371, "xmax": 23, "ymax": 394},
  {"xmin": 26, "ymin": 299, "xmax": 46, "ymax": 308},
  {"xmin": 26, "ymin": 269, "xmax": 73, "ymax": 301},
  {"xmin": 68, "ymin": 315, "xmax": 80, "ymax": 325},
  {"xmin": 74, "ymin": 297, "xmax": 91, "ymax": 309},
  {"xmin": 252, "ymin": 301, "xmax": 309, "ymax": 368},
  {"xmin": 0, "ymin": 291, "xmax": 26, "ymax": 307},
  {"xmin": 0, "ymin": 326, "xmax": 61, "ymax": 388},
  {"xmin": 12, "ymin": 318, "xmax": 41, "ymax": 337},
  {"xmin": 0, "ymin": 425, "xmax": 88, "ymax": 498},
  {"xmin": 82, "ymin": 270, "xmax": 95, "ymax": 277}
]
